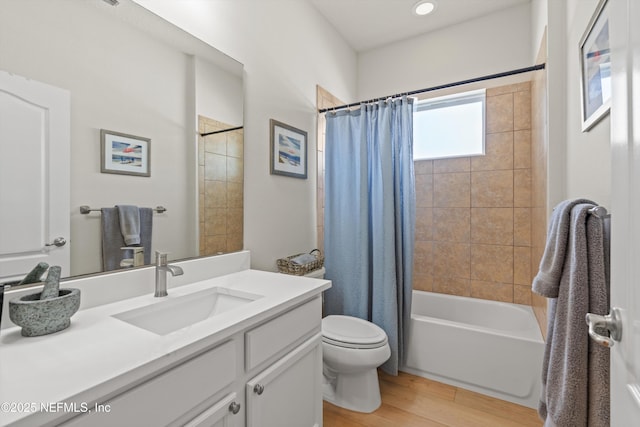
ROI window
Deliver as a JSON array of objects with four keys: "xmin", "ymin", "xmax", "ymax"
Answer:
[{"xmin": 413, "ymin": 89, "xmax": 486, "ymax": 160}]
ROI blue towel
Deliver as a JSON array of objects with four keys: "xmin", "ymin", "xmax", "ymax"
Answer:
[{"xmin": 291, "ymin": 253, "xmax": 317, "ymax": 265}]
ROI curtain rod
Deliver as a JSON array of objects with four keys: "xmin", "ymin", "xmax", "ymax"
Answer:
[
  {"xmin": 200, "ymin": 126, "xmax": 243, "ymax": 137},
  {"xmin": 318, "ymin": 63, "xmax": 546, "ymax": 114}
]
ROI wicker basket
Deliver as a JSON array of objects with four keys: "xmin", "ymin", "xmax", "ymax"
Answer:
[{"xmin": 277, "ymin": 249, "xmax": 324, "ymax": 276}]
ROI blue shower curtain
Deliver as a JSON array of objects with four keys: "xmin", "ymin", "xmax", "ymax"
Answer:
[{"xmin": 323, "ymin": 97, "xmax": 416, "ymax": 375}]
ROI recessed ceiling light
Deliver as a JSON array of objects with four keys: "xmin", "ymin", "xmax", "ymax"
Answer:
[{"xmin": 413, "ymin": 0, "xmax": 437, "ymax": 16}]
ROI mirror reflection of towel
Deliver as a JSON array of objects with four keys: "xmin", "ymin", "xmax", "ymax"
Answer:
[
  {"xmin": 117, "ymin": 205, "xmax": 141, "ymax": 245},
  {"xmin": 101, "ymin": 207, "xmax": 153, "ymax": 271}
]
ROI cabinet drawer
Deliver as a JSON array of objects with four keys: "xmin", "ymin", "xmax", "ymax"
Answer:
[
  {"xmin": 245, "ymin": 297, "xmax": 321, "ymax": 371},
  {"xmin": 62, "ymin": 340, "xmax": 236, "ymax": 427}
]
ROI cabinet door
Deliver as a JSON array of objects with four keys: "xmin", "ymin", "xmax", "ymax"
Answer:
[
  {"xmin": 184, "ymin": 393, "xmax": 241, "ymax": 427},
  {"xmin": 246, "ymin": 333, "xmax": 322, "ymax": 427}
]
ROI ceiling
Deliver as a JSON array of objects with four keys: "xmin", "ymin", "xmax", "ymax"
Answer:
[{"xmin": 309, "ymin": 0, "xmax": 531, "ymax": 52}]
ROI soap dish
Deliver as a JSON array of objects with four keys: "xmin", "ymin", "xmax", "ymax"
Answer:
[{"xmin": 9, "ymin": 288, "xmax": 81, "ymax": 337}]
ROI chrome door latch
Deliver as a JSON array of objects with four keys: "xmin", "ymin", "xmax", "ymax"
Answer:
[
  {"xmin": 45, "ymin": 237, "xmax": 67, "ymax": 247},
  {"xmin": 585, "ymin": 307, "xmax": 623, "ymax": 348}
]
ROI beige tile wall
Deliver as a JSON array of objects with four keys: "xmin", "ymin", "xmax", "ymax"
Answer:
[
  {"xmin": 413, "ymin": 82, "xmax": 533, "ymax": 304},
  {"xmin": 198, "ymin": 115, "xmax": 244, "ymax": 256}
]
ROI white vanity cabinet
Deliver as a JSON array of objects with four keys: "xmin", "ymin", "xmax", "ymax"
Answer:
[
  {"xmin": 0, "ymin": 256, "xmax": 331, "ymax": 427},
  {"xmin": 244, "ymin": 298, "xmax": 323, "ymax": 427},
  {"xmin": 58, "ymin": 296, "xmax": 323, "ymax": 427}
]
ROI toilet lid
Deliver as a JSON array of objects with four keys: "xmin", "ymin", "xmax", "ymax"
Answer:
[{"xmin": 322, "ymin": 315, "xmax": 388, "ymax": 349}]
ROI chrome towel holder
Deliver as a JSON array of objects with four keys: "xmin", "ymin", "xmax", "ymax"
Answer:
[{"xmin": 79, "ymin": 205, "xmax": 167, "ymax": 214}]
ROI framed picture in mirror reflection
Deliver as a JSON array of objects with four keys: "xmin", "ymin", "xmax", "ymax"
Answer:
[
  {"xmin": 100, "ymin": 129, "xmax": 151, "ymax": 177},
  {"xmin": 270, "ymin": 119, "xmax": 307, "ymax": 179}
]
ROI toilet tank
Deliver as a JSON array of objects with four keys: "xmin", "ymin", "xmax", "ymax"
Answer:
[{"xmin": 305, "ymin": 267, "xmax": 325, "ymax": 279}]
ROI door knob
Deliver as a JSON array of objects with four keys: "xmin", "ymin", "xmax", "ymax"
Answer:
[
  {"xmin": 45, "ymin": 237, "xmax": 66, "ymax": 247},
  {"xmin": 253, "ymin": 384, "xmax": 264, "ymax": 395},
  {"xmin": 585, "ymin": 307, "xmax": 622, "ymax": 347}
]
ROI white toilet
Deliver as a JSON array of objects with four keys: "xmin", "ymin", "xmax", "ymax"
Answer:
[
  {"xmin": 321, "ymin": 315, "xmax": 391, "ymax": 413},
  {"xmin": 305, "ymin": 268, "xmax": 391, "ymax": 413}
]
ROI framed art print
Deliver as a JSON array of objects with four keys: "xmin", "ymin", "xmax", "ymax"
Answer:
[
  {"xmin": 100, "ymin": 129, "xmax": 150, "ymax": 177},
  {"xmin": 269, "ymin": 119, "xmax": 307, "ymax": 179},
  {"xmin": 579, "ymin": 0, "xmax": 611, "ymax": 132}
]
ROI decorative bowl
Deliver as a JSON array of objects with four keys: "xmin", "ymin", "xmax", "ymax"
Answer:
[{"xmin": 9, "ymin": 288, "xmax": 81, "ymax": 337}]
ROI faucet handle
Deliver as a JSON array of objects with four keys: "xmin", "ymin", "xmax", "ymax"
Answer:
[{"xmin": 155, "ymin": 251, "xmax": 169, "ymax": 266}]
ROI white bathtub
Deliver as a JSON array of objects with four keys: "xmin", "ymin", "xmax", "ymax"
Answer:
[{"xmin": 401, "ymin": 291, "xmax": 544, "ymax": 409}]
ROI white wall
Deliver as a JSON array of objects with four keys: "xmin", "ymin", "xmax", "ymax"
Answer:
[
  {"xmin": 531, "ymin": 0, "xmax": 548, "ymax": 63},
  {"xmin": 545, "ymin": 0, "xmax": 569, "ymax": 212},
  {"xmin": 133, "ymin": 0, "xmax": 358, "ymax": 271},
  {"xmin": 535, "ymin": 0, "xmax": 611, "ymax": 210},
  {"xmin": 563, "ymin": 0, "xmax": 611, "ymax": 207},
  {"xmin": 195, "ymin": 58, "xmax": 243, "ymax": 128},
  {"xmin": 357, "ymin": 3, "xmax": 532, "ymax": 100},
  {"xmin": 0, "ymin": 0, "xmax": 241, "ymax": 276}
]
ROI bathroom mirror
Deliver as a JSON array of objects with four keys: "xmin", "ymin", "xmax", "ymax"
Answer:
[{"xmin": 0, "ymin": 0, "xmax": 244, "ymax": 278}]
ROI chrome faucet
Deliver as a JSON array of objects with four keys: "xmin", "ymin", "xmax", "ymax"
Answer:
[{"xmin": 154, "ymin": 251, "xmax": 183, "ymax": 297}]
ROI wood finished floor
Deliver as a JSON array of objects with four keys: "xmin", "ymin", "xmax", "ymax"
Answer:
[{"xmin": 323, "ymin": 371, "xmax": 543, "ymax": 427}]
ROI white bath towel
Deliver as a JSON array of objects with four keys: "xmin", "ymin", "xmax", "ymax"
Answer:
[{"xmin": 533, "ymin": 201, "xmax": 609, "ymax": 427}]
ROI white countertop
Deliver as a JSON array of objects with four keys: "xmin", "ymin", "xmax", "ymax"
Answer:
[{"xmin": 0, "ymin": 268, "xmax": 330, "ymax": 427}]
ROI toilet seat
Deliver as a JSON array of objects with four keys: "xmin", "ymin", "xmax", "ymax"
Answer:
[{"xmin": 322, "ymin": 315, "xmax": 388, "ymax": 349}]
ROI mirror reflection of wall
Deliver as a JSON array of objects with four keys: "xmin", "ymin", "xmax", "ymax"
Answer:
[
  {"xmin": 198, "ymin": 117, "xmax": 244, "ymax": 256},
  {"xmin": 0, "ymin": 0, "xmax": 244, "ymax": 278}
]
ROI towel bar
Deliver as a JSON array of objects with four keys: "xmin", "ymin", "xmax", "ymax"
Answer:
[
  {"xmin": 80, "ymin": 205, "xmax": 167, "ymax": 214},
  {"xmin": 588, "ymin": 206, "xmax": 610, "ymax": 219}
]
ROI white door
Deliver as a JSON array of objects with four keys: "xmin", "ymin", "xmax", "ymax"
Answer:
[
  {"xmin": 607, "ymin": 0, "xmax": 640, "ymax": 424},
  {"xmin": 0, "ymin": 71, "xmax": 70, "ymax": 282}
]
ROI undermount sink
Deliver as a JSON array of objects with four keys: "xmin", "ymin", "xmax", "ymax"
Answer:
[{"xmin": 112, "ymin": 287, "xmax": 263, "ymax": 335}]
